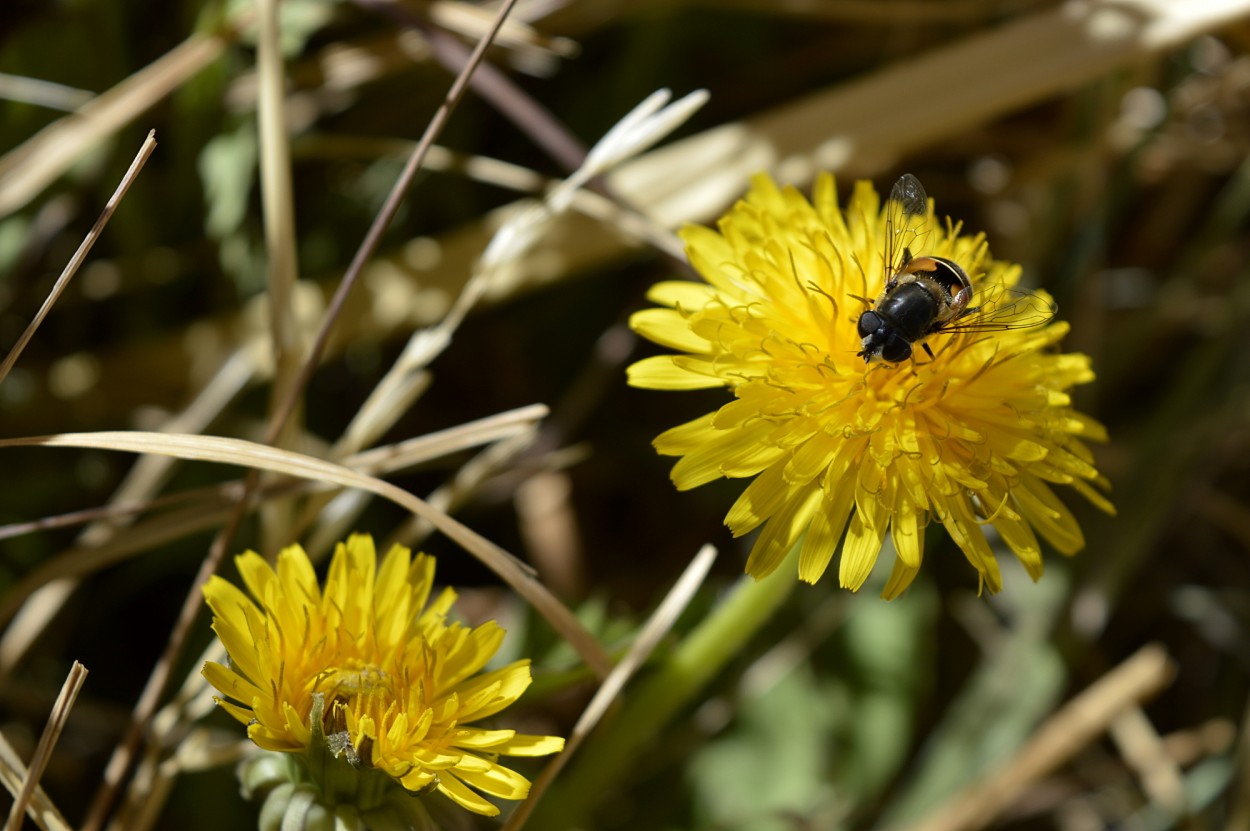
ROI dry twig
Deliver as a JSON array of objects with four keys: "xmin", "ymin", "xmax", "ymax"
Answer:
[
  {"xmin": 891, "ymin": 644, "xmax": 1177, "ymax": 831},
  {"xmin": 2, "ymin": 661, "xmax": 88, "ymax": 831}
]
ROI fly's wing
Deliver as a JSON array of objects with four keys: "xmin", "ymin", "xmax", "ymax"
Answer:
[
  {"xmin": 945, "ymin": 284, "xmax": 1058, "ymax": 332},
  {"xmin": 883, "ymin": 174, "xmax": 930, "ymax": 291}
]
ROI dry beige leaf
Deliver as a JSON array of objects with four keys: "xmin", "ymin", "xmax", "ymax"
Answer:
[{"xmin": 0, "ymin": 431, "xmax": 612, "ymax": 678}]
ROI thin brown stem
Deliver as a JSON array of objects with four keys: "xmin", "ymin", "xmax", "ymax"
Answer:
[
  {"xmin": 3, "ymin": 662, "xmax": 88, "ymax": 831},
  {"xmin": 354, "ymin": 0, "xmax": 587, "ymax": 172},
  {"xmin": 0, "ymin": 132, "xmax": 156, "ymax": 385}
]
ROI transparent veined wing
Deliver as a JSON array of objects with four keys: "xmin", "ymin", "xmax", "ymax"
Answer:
[
  {"xmin": 883, "ymin": 174, "xmax": 931, "ymax": 289},
  {"xmin": 943, "ymin": 284, "xmax": 1057, "ymax": 333}
]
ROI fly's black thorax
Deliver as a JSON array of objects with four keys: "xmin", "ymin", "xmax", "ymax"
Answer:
[{"xmin": 874, "ymin": 281, "xmax": 940, "ymax": 341}]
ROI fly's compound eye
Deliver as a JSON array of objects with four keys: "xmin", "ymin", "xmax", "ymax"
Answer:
[{"xmin": 857, "ymin": 311, "xmax": 882, "ymax": 339}]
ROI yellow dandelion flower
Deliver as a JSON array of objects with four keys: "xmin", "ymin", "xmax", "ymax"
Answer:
[
  {"xmin": 203, "ymin": 533, "xmax": 564, "ymax": 817},
  {"xmin": 628, "ymin": 173, "xmax": 1113, "ymax": 598}
]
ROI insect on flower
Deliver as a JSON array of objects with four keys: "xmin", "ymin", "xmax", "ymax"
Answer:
[
  {"xmin": 627, "ymin": 172, "xmax": 1114, "ymax": 596},
  {"xmin": 856, "ymin": 174, "xmax": 1056, "ymax": 364}
]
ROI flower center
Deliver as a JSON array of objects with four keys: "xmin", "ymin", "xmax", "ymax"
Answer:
[
  {"xmin": 321, "ymin": 661, "xmax": 393, "ymax": 701},
  {"xmin": 318, "ymin": 662, "xmax": 393, "ymax": 768}
]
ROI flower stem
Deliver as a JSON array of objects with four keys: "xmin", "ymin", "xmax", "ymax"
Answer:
[{"xmin": 540, "ymin": 545, "xmax": 799, "ymax": 826}]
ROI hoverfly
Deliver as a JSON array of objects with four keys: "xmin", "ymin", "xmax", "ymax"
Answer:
[{"xmin": 856, "ymin": 174, "xmax": 1056, "ymax": 364}]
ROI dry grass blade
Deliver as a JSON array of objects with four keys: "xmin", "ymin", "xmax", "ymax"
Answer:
[
  {"xmin": 0, "ymin": 73, "xmax": 93, "ymax": 111},
  {"xmin": 3, "ymin": 661, "xmax": 88, "ymax": 831},
  {"xmin": 0, "ymin": 28, "xmax": 232, "ymax": 218},
  {"xmin": 111, "ymin": 730, "xmax": 251, "ymax": 831},
  {"xmin": 262, "ymin": 0, "xmax": 525, "ymax": 450},
  {"xmin": 0, "ymin": 405, "xmax": 547, "ymax": 651},
  {"xmin": 313, "ymin": 70, "xmax": 632, "ymax": 469},
  {"xmin": 0, "ymin": 350, "xmax": 254, "ymax": 677},
  {"xmin": 256, "ymin": 0, "xmax": 301, "ymax": 381},
  {"xmin": 503, "ymin": 544, "xmax": 719, "ymax": 831},
  {"xmin": 112, "ymin": 637, "xmax": 258, "ymax": 831},
  {"xmin": 345, "ymin": 402, "xmax": 549, "ymax": 471},
  {"xmin": 516, "ymin": 471, "xmax": 583, "ymax": 597},
  {"xmin": 395, "ymin": 429, "xmax": 543, "ymax": 548},
  {"xmin": 297, "ymin": 134, "xmax": 552, "ymax": 193},
  {"xmin": 0, "ymin": 431, "xmax": 612, "ymax": 678},
  {"xmin": 285, "ymin": 50, "xmax": 622, "ymax": 548},
  {"xmin": 0, "ymin": 499, "xmax": 237, "ymax": 647},
  {"xmin": 110, "ymin": 699, "xmax": 246, "ymax": 831},
  {"xmin": 256, "ymin": 0, "xmax": 304, "ymax": 428},
  {"xmin": 891, "ymin": 644, "xmax": 1177, "ymax": 831},
  {"xmin": 565, "ymin": 187, "xmax": 685, "ymax": 260},
  {"xmin": 0, "ymin": 131, "xmax": 156, "ymax": 385},
  {"xmin": 1225, "ymin": 694, "xmax": 1250, "ymax": 831},
  {"xmin": 107, "ymin": 642, "xmax": 239, "ymax": 831},
  {"xmin": 1110, "ymin": 706, "xmax": 1188, "ymax": 817},
  {"xmin": 316, "ymin": 251, "xmax": 526, "ymax": 506},
  {"xmin": 255, "ymin": 0, "xmax": 304, "ymax": 554},
  {"xmin": 361, "ymin": 0, "xmax": 587, "ymax": 172},
  {"xmin": 697, "ymin": 0, "xmax": 1053, "ymax": 22},
  {"xmin": 310, "ymin": 406, "xmax": 549, "ymax": 554},
  {"xmin": 0, "ymin": 733, "xmax": 71, "ymax": 831},
  {"xmin": 428, "ymin": 0, "xmax": 577, "ymax": 57}
]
